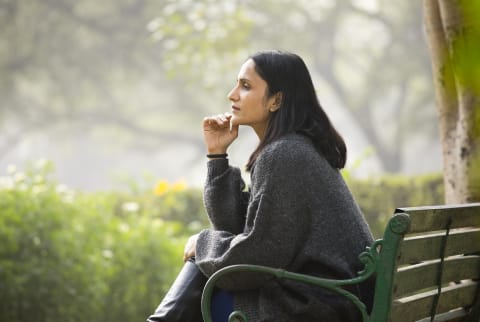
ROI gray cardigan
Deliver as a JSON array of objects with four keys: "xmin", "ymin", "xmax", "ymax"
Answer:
[{"xmin": 196, "ymin": 133, "xmax": 374, "ymax": 322}]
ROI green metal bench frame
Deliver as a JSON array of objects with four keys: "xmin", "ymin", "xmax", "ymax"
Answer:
[{"xmin": 201, "ymin": 203, "xmax": 480, "ymax": 322}]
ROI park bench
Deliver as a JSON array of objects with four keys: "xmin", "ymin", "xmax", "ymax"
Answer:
[{"xmin": 201, "ymin": 203, "xmax": 480, "ymax": 322}]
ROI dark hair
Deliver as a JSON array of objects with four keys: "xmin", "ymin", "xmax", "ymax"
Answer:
[{"xmin": 246, "ymin": 50, "xmax": 347, "ymax": 171}]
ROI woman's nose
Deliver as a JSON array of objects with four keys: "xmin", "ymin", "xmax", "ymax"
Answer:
[{"xmin": 227, "ymin": 86, "xmax": 238, "ymax": 101}]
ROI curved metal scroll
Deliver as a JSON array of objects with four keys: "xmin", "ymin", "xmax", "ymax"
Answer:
[{"xmin": 201, "ymin": 239, "xmax": 383, "ymax": 322}]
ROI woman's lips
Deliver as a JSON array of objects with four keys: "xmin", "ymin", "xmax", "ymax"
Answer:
[{"xmin": 231, "ymin": 105, "xmax": 240, "ymax": 112}]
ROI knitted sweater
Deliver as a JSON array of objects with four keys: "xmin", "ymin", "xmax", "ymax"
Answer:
[{"xmin": 196, "ymin": 133, "xmax": 374, "ymax": 322}]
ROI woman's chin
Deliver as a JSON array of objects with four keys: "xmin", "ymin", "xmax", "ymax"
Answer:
[{"xmin": 230, "ymin": 116, "xmax": 240, "ymax": 126}]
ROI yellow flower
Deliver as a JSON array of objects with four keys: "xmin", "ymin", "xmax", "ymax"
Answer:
[
  {"xmin": 154, "ymin": 180, "xmax": 169, "ymax": 196},
  {"xmin": 172, "ymin": 180, "xmax": 187, "ymax": 192}
]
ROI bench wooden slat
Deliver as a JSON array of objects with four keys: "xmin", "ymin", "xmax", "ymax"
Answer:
[
  {"xmin": 396, "ymin": 203, "xmax": 480, "ymax": 233},
  {"xmin": 416, "ymin": 308, "xmax": 469, "ymax": 322},
  {"xmin": 396, "ymin": 228, "xmax": 480, "ymax": 265},
  {"xmin": 389, "ymin": 279, "xmax": 478, "ymax": 322},
  {"xmin": 393, "ymin": 255, "xmax": 480, "ymax": 297}
]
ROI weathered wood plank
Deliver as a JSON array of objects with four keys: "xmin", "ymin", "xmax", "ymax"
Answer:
[
  {"xmin": 389, "ymin": 280, "xmax": 478, "ymax": 322},
  {"xmin": 393, "ymin": 255, "xmax": 480, "ymax": 297},
  {"xmin": 395, "ymin": 203, "xmax": 480, "ymax": 234},
  {"xmin": 396, "ymin": 228, "xmax": 480, "ymax": 265},
  {"xmin": 416, "ymin": 308, "xmax": 468, "ymax": 322}
]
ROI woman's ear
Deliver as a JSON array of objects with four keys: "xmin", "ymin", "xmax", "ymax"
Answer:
[{"xmin": 269, "ymin": 92, "xmax": 283, "ymax": 112}]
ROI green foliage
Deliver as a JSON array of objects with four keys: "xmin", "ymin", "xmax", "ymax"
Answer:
[
  {"xmin": 113, "ymin": 177, "xmax": 209, "ymax": 233},
  {"xmin": 0, "ymin": 161, "xmax": 443, "ymax": 321},
  {"xmin": 0, "ymin": 161, "xmax": 187, "ymax": 322},
  {"xmin": 147, "ymin": 1, "xmax": 253, "ymax": 85},
  {"xmin": 347, "ymin": 173, "xmax": 444, "ymax": 238},
  {"xmin": 455, "ymin": 1, "xmax": 480, "ymax": 94}
]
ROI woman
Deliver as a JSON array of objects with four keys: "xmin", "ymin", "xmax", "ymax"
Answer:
[{"xmin": 153, "ymin": 50, "xmax": 374, "ymax": 322}]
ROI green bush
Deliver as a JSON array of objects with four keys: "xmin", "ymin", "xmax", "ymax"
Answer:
[
  {"xmin": 0, "ymin": 161, "xmax": 187, "ymax": 322},
  {"xmin": 347, "ymin": 173, "xmax": 444, "ymax": 238},
  {"xmin": 0, "ymin": 161, "xmax": 444, "ymax": 322}
]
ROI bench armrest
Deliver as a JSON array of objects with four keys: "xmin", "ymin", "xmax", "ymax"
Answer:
[{"xmin": 201, "ymin": 241, "xmax": 380, "ymax": 322}]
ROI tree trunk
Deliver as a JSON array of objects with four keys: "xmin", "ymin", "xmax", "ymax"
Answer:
[{"xmin": 423, "ymin": 0, "xmax": 480, "ymax": 203}]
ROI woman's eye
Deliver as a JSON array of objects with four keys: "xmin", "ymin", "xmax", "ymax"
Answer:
[{"xmin": 241, "ymin": 82, "xmax": 250, "ymax": 89}]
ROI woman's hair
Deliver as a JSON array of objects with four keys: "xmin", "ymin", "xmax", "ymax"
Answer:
[{"xmin": 246, "ymin": 50, "xmax": 347, "ymax": 171}]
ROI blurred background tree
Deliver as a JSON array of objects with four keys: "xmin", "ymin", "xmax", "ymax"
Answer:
[
  {"xmin": 155, "ymin": 0, "xmax": 436, "ymax": 173},
  {"xmin": 0, "ymin": 0, "xmax": 440, "ymax": 189},
  {"xmin": 424, "ymin": 0, "xmax": 480, "ymax": 203}
]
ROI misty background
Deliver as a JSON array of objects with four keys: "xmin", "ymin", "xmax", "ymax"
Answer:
[{"xmin": 0, "ymin": 0, "xmax": 441, "ymax": 190}]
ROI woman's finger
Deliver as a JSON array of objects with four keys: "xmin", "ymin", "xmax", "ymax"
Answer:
[
  {"xmin": 215, "ymin": 114, "xmax": 228, "ymax": 126},
  {"xmin": 183, "ymin": 234, "xmax": 198, "ymax": 262}
]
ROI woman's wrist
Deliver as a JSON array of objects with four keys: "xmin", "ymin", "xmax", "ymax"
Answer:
[
  {"xmin": 206, "ymin": 153, "xmax": 228, "ymax": 159},
  {"xmin": 206, "ymin": 147, "xmax": 228, "ymax": 159}
]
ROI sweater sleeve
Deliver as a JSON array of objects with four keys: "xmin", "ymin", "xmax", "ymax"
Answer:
[
  {"xmin": 196, "ymin": 143, "xmax": 311, "ymax": 290},
  {"xmin": 203, "ymin": 158, "xmax": 250, "ymax": 234}
]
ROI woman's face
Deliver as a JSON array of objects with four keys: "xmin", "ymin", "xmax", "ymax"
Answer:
[{"xmin": 228, "ymin": 59, "xmax": 277, "ymax": 139}]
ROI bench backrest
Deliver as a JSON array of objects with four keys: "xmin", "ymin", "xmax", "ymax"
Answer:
[{"xmin": 371, "ymin": 203, "xmax": 480, "ymax": 322}]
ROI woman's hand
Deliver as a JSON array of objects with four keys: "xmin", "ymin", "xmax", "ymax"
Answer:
[
  {"xmin": 203, "ymin": 113, "xmax": 239, "ymax": 154},
  {"xmin": 183, "ymin": 233, "xmax": 199, "ymax": 262}
]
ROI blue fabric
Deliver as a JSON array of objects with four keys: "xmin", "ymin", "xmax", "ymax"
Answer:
[{"xmin": 211, "ymin": 289, "xmax": 234, "ymax": 322}]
